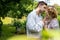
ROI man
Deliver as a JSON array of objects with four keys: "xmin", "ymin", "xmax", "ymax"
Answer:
[{"xmin": 26, "ymin": 1, "xmax": 47, "ymax": 39}]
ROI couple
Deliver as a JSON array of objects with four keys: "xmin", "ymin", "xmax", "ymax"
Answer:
[{"xmin": 26, "ymin": 1, "xmax": 59, "ymax": 39}]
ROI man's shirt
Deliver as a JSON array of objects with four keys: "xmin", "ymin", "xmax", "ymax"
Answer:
[{"xmin": 26, "ymin": 10, "xmax": 44, "ymax": 38}]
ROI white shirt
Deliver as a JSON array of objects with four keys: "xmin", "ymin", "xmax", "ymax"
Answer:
[{"xmin": 26, "ymin": 10, "xmax": 44, "ymax": 38}]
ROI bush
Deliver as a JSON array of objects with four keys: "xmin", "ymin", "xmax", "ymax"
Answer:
[
  {"xmin": 12, "ymin": 19, "xmax": 26, "ymax": 34},
  {"xmin": 57, "ymin": 15, "xmax": 60, "ymax": 27}
]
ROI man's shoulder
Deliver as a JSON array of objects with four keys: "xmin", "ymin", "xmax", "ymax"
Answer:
[{"xmin": 28, "ymin": 10, "xmax": 36, "ymax": 17}]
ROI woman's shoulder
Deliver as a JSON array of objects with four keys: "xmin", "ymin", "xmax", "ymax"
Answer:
[{"xmin": 51, "ymin": 18, "xmax": 58, "ymax": 23}]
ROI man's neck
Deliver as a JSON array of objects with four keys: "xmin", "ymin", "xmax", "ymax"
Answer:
[{"xmin": 36, "ymin": 8, "xmax": 41, "ymax": 15}]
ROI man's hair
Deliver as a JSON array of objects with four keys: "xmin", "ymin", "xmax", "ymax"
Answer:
[{"xmin": 37, "ymin": 1, "xmax": 47, "ymax": 7}]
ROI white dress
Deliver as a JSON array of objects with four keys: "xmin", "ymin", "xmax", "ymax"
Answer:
[{"xmin": 48, "ymin": 18, "xmax": 59, "ymax": 29}]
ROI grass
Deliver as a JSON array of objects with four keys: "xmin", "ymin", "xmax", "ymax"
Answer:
[{"xmin": 7, "ymin": 35, "xmax": 27, "ymax": 40}]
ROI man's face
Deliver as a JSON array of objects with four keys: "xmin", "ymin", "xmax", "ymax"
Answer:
[{"xmin": 40, "ymin": 5, "xmax": 47, "ymax": 12}]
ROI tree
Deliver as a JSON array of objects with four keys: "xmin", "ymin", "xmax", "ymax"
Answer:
[{"xmin": 0, "ymin": 0, "xmax": 38, "ymax": 19}]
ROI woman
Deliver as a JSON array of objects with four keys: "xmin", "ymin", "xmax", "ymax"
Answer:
[{"xmin": 44, "ymin": 6, "xmax": 59, "ymax": 29}]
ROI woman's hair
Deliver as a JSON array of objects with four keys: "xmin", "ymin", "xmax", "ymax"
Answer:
[{"xmin": 48, "ymin": 7, "xmax": 58, "ymax": 18}]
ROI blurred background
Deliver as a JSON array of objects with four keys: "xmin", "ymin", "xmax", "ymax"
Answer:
[{"xmin": 0, "ymin": 0, "xmax": 60, "ymax": 40}]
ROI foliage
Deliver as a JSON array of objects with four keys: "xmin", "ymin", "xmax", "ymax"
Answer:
[{"xmin": 0, "ymin": 0, "xmax": 38, "ymax": 18}]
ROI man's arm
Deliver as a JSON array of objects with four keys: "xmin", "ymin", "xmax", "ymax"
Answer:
[{"xmin": 26, "ymin": 15, "xmax": 44, "ymax": 32}]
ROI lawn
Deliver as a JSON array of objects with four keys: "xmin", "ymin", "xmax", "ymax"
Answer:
[{"xmin": 7, "ymin": 35, "xmax": 27, "ymax": 40}]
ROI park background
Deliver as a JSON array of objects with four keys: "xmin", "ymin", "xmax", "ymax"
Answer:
[{"xmin": 0, "ymin": 0, "xmax": 60, "ymax": 40}]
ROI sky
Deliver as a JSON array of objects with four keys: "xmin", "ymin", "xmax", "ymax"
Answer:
[{"xmin": 35, "ymin": 0, "xmax": 60, "ymax": 6}]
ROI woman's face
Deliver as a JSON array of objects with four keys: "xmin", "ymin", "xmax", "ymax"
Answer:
[{"xmin": 47, "ymin": 7, "xmax": 53, "ymax": 17}]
